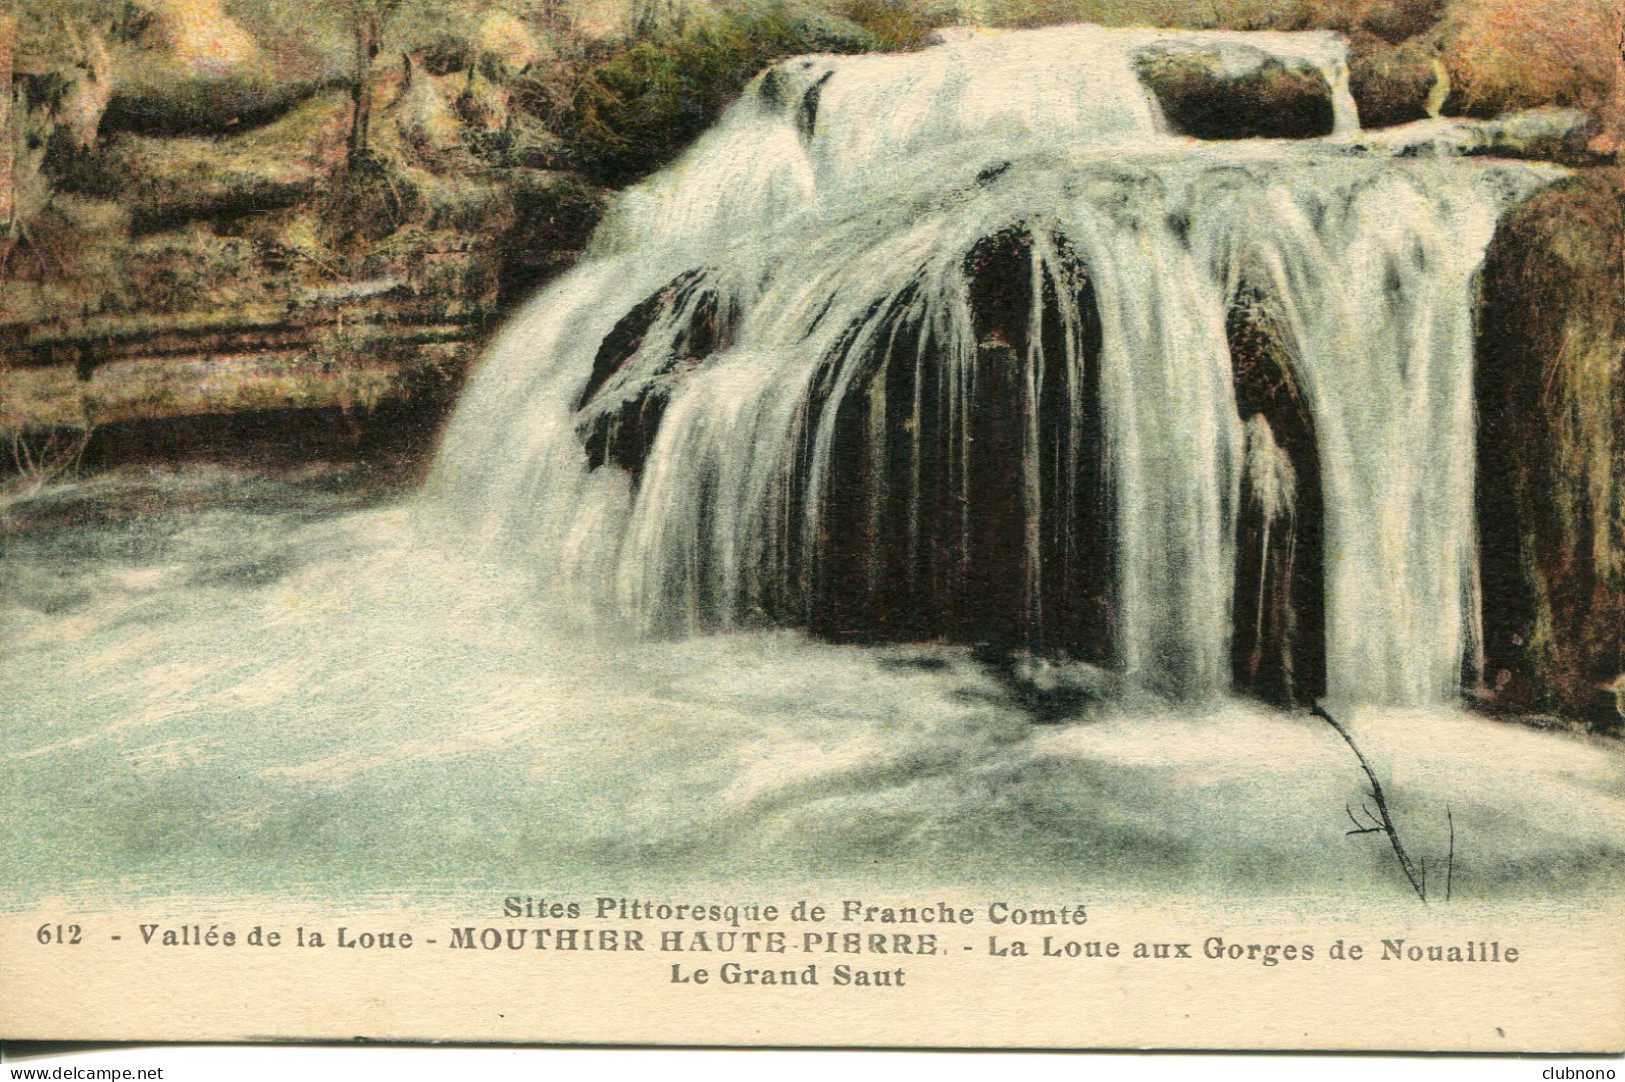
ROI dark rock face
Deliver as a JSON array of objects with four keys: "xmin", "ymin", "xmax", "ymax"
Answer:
[
  {"xmin": 1227, "ymin": 285, "xmax": 1327, "ymax": 708},
  {"xmin": 758, "ymin": 61, "xmax": 835, "ymax": 140},
  {"xmin": 571, "ymin": 229, "xmax": 1114, "ymax": 657},
  {"xmin": 1477, "ymin": 171, "xmax": 1625, "ymax": 730},
  {"xmin": 795, "ymin": 229, "xmax": 1111, "ymax": 655},
  {"xmin": 575, "ymin": 269, "xmax": 734, "ymax": 477},
  {"xmin": 1134, "ymin": 48, "xmax": 1336, "ymax": 140},
  {"xmin": 567, "ymin": 237, "xmax": 1335, "ymax": 707},
  {"xmin": 563, "ymin": 177, "xmax": 1625, "ymax": 729},
  {"xmin": 493, "ymin": 168, "xmax": 608, "ymax": 310},
  {"xmin": 1348, "ymin": 38, "xmax": 1437, "ymax": 129}
]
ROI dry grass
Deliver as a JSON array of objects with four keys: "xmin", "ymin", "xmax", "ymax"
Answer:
[
  {"xmin": 0, "ymin": 355, "xmax": 95, "ymax": 500},
  {"xmin": 1444, "ymin": 0, "xmax": 1619, "ymax": 118}
]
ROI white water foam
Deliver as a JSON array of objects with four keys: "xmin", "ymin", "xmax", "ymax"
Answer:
[{"xmin": 434, "ymin": 26, "xmax": 1560, "ymax": 706}]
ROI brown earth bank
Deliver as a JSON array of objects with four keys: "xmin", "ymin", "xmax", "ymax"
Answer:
[
  {"xmin": 0, "ymin": 71, "xmax": 608, "ymax": 491},
  {"xmin": 0, "ymin": 0, "xmax": 899, "ymax": 488}
]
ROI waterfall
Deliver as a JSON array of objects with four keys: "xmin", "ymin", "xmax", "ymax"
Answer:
[{"xmin": 431, "ymin": 25, "xmax": 1561, "ymax": 709}]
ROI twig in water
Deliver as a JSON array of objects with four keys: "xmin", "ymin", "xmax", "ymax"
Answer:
[
  {"xmin": 1313, "ymin": 703, "xmax": 1427, "ymax": 904},
  {"xmin": 1345, "ymin": 805, "xmax": 1382, "ymax": 836}
]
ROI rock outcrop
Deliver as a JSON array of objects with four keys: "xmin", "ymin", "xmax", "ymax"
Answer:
[
  {"xmin": 1, "ymin": 62, "xmax": 605, "ymax": 481},
  {"xmin": 1477, "ymin": 170, "xmax": 1625, "ymax": 730},
  {"xmin": 1134, "ymin": 45, "xmax": 1337, "ymax": 140}
]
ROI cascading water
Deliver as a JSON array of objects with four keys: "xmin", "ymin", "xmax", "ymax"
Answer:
[
  {"xmin": 431, "ymin": 24, "xmax": 1562, "ymax": 709},
  {"xmin": 11, "ymin": 25, "xmax": 1625, "ymax": 910}
]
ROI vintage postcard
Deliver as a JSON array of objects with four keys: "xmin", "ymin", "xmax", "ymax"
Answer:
[{"xmin": 1, "ymin": 0, "xmax": 1622, "ymax": 1052}]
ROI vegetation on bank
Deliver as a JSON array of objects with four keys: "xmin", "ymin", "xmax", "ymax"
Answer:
[
  {"xmin": 0, "ymin": 0, "xmax": 1617, "ymax": 331},
  {"xmin": 0, "ymin": 0, "xmax": 929, "ymax": 332}
]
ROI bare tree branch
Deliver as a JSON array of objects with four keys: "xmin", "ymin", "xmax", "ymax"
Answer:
[{"xmin": 1314, "ymin": 703, "xmax": 1427, "ymax": 903}]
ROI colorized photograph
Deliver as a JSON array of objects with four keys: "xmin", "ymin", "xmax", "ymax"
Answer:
[{"xmin": 1, "ymin": 0, "xmax": 1621, "ymax": 1049}]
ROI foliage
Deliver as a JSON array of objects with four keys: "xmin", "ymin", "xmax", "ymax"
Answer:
[
  {"xmin": 540, "ymin": 0, "xmax": 883, "ymax": 185},
  {"xmin": 838, "ymin": 0, "xmax": 938, "ymax": 50},
  {"xmin": 125, "ymin": 226, "xmax": 266, "ymax": 311},
  {"xmin": 0, "ymin": 412, "xmax": 95, "ymax": 501}
]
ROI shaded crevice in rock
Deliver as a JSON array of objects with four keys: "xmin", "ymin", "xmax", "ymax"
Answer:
[
  {"xmin": 1476, "ymin": 173, "xmax": 1625, "ymax": 730},
  {"xmin": 101, "ymin": 77, "xmax": 333, "ymax": 138},
  {"xmin": 797, "ymin": 71, "xmax": 835, "ymax": 139},
  {"xmin": 758, "ymin": 60, "xmax": 835, "ymax": 141},
  {"xmin": 1227, "ymin": 284, "xmax": 1327, "ymax": 707},
  {"xmin": 797, "ymin": 228, "xmax": 1111, "ymax": 660}
]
